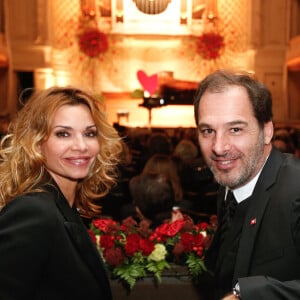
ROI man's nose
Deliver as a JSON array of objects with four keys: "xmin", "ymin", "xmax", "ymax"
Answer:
[{"xmin": 212, "ymin": 132, "xmax": 231, "ymax": 154}]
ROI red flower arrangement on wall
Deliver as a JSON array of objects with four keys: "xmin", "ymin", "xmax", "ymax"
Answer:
[
  {"xmin": 196, "ymin": 32, "xmax": 225, "ymax": 60},
  {"xmin": 78, "ymin": 28, "xmax": 108, "ymax": 58},
  {"xmin": 89, "ymin": 215, "xmax": 217, "ymax": 289}
]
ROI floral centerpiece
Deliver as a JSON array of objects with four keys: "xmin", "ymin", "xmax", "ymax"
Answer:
[
  {"xmin": 78, "ymin": 28, "xmax": 108, "ymax": 58},
  {"xmin": 196, "ymin": 32, "xmax": 225, "ymax": 60},
  {"xmin": 89, "ymin": 215, "xmax": 217, "ymax": 290}
]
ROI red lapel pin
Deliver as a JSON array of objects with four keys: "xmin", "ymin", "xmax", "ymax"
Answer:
[{"xmin": 250, "ymin": 218, "xmax": 256, "ymax": 225}]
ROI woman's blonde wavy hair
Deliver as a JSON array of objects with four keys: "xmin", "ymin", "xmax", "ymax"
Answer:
[{"xmin": 0, "ymin": 86, "xmax": 123, "ymax": 218}]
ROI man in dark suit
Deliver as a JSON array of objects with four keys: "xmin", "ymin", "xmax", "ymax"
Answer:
[{"xmin": 194, "ymin": 69, "xmax": 300, "ymax": 299}]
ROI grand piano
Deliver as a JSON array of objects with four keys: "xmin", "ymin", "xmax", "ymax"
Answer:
[
  {"xmin": 139, "ymin": 79, "xmax": 199, "ymax": 108},
  {"xmin": 138, "ymin": 79, "xmax": 199, "ymax": 124}
]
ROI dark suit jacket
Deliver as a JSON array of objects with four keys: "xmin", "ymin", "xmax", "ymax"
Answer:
[
  {"xmin": 205, "ymin": 148, "xmax": 300, "ymax": 299},
  {"xmin": 0, "ymin": 181, "xmax": 112, "ymax": 300}
]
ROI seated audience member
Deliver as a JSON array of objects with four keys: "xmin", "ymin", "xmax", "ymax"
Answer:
[
  {"xmin": 272, "ymin": 128, "xmax": 295, "ymax": 153},
  {"xmin": 124, "ymin": 129, "xmax": 150, "ymax": 173},
  {"xmin": 141, "ymin": 153, "xmax": 183, "ymax": 203},
  {"xmin": 173, "ymin": 139, "xmax": 199, "ymax": 164},
  {"xmin": 173, "ymin": 139, "xmax": 218, "ymax": 216},
  {"xmin": 100, "ymin": 141, "xmax": 137, "ymax": 221},
  {"xmin": 126, "ymin": 173, "xmax": 180, "ymax": 228},
  {"xmin": 135, "ymin": 130, "xmax": 173, "ymax": 172},
  {"xmin": 272, "ymin": 138, "xmax": 289, "ymax": 153},
  {"xmin": 146, "ymin": 131, "xmax": 173, "ymax": 156},
  {"xmin": 173, "ymin": 139, "xmax": 203, "ymax": 191}
]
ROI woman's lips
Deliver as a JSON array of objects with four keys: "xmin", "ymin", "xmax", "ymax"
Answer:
[{"xmin": 65, "ymin": 156, "xmax": 91, "ymax": 166}]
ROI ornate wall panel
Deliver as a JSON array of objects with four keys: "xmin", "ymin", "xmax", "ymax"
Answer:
[
  {"xmin": 48, "ymin": 0, "xmax": 251, "ymax": 93},
  {"xmin": 1, "ymin": 0, "xmax": 294, "ymax": 123}
]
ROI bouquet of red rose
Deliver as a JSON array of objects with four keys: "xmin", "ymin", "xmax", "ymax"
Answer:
[
  {"xmin": 196, "ymin": 32, "xmax": 225, "ymax": 60},
  {"xmin": 89, "ymin": 215, "xmax": 217, "ymax": 289}
]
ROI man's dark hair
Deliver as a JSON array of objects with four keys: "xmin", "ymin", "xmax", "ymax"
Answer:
[{"xmin": 193, "ymin": 69, "xmax": 273, "ymax": 127}]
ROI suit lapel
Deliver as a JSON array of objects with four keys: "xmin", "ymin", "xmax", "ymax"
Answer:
[
  {"xmin": 233, "ymin": 148, "xmax": 284, "ymax": 282},
  {"xmin": 232, "ymin": 188, "xmax": 270, "ymax": 280},
  {"xmin": 212, "ymin": 194, "xmax": 247, "ymax": 274},
  {"xmin": 45, "ymin": 182, "xmax": 111, "ymax": 297},
  {"xmin": 63, "ymin": 220, "xmax": 112, "ymax": 295},
  {"xmin": 204, "ymin": 187, "xmax": 225, "ymax": 271}
]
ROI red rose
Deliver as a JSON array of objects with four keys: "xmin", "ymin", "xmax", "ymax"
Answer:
[
  {"xmin": 193, "ymin": 233, "xmax": 205, "ymax": 248},
  {"xmin": 121, "ymin": 216, "xmax": 138, "ymax": 233},
  {"xmin": 125, "ymin": 233, "xmax": 141, "ymax": 256},
  {"xmin": 195, "ymin": 246, "xmax": 204, "ymax": 257},
  {"xmin": 180, "ymin": 232, "xmax": 194, "ymax": 252},
  {"xmin": 103, "ymin": 247, "xmax": 125, "ymax": 266},
  {"xmin": 196, "ymin": 222, "xmax": 209, "ymax": 231},
  {"xmin": 99, "ymin": 234, "xmax": 114, "ymax": 249},
  {"xmin": 93, "ymin": 219, "xmax": 117, "ymax": 232},
  {"xmin": 154, "ymin": 220, "xmax": 185, "ymax": 237},
  {"xmin": 197, "ymin": 32, "xmax": 225, "ymax": 60},
  {"xmin": 173, "ymin": 242, "xmax": 185, "ymax": 258},
  {"xmin": 140, "ymin": 238, "xmax": 155, "ymax": 256},
  {"xmin": 78, "ymin": 28, "xmax": 108, "ymax": 58}
]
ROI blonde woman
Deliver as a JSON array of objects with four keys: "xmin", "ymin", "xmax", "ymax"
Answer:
[{"xmin": 0, "ymin": 87, "xmax": 122, "ymax": 300}]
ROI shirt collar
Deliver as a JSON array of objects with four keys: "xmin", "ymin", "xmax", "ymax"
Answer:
[{"xmin": 227, "ymin": 154, "xmax": 270, "ymax": 204}]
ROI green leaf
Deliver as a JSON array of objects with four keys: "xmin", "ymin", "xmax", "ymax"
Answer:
[
  {"xmin": 113, "ymin": 262, "xmax": 146, "ymax": 289},
  {"xmin": 186, "ymin": 253, "xmax": 206, "ymax": 278},
  {"xmin": 146, "ymin": 260, "xmax": 170, "ymax": 283},
  {"xmin": 132, "ymin": 252, "xmax": 147, "ymax": 264}
]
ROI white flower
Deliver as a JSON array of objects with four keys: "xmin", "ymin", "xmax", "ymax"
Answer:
[
  {"xmin": 96, "ymin": 235, "xmax": 101, "ymax": 249},
  {"xmin": 201, "ymin": 230, "xmax": 207, "ymax": 237},
  {"xmin": 148, "ymin": 243, "xmax": 167, "ymax": 262}
]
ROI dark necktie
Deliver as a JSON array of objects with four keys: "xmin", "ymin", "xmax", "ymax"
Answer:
[{"xmin": 219, "ymin": 190, "xmax": 238, "ymax": 242}]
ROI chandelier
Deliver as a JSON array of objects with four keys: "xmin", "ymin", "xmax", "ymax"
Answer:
[{"xmin": 133, "ymin": 0, "xmax": 172, "ymax": 15}]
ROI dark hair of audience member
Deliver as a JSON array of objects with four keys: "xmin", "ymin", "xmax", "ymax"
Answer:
[
  {"xmin": 129, "ymin": 173, "xmax": 175, "ymax": 227},
  {"xmin": 141, "ymin": 153, "xmax": 183, "ymax": 202}
]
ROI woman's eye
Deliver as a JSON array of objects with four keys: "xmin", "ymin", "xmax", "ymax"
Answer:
[
  {"xmin": 55, "ymin": 131, "xmax": 69, "ymax": 137},
  {"xmin": 85, "ymin": 130, "xmax": 98, "ymax": 137}
]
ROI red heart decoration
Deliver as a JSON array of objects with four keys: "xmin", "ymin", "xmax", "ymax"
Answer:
[{"xmin": 137, "ymin": 70, "xmax": 158, "ymax": 96}]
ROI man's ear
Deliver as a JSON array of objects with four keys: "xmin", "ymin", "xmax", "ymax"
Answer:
[{"xmin": 264, "ymin": 121, "xmax": 274, "ymax": 144}]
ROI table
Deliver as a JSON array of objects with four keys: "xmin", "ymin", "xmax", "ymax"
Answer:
[{"xmin": 109, "ymin": 266, "xmax": 215, "ymax": 300}]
